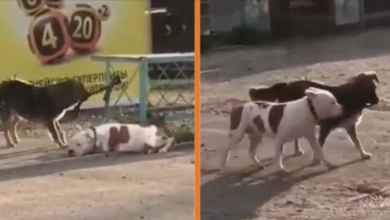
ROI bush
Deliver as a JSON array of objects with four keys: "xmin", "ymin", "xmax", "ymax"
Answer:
[{"xmin": 168, "ymin": 121, "xmax": 194, "ymax": 143}]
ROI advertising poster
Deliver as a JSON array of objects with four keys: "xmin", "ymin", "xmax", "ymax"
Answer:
[{"xmin": 0, "ymin": 0, "xmax": 151, "ymax": 108}]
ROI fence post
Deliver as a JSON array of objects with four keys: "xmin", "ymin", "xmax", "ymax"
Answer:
[
  {"xmin": 139, "ymin": 59, "xmax": 149, "ymax": 123},
  {"xmin": 104, "ymin": 59, "xmax": 112, "ymax": 118}
]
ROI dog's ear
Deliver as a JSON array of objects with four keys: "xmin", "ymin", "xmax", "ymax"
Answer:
[
  {"xmin": 74, "ymin": 124, "xmax": 83, "ymax": 132},
  {"xmin": 85, "ymin": 132, "xmax": 93, "ymax": 140},
  {"xmin": 366, "ymin": 71, "xmax": 379, "ymax": 83},
  {"xmin": 249, "ymin": 85, "xmax": 268, "ymax": 90},
  {"xmin": 305, "ymin": 87, "xmax": 318, "ymax": 99},
  {"xmin": 270, "ymin": 82, "xmax": 288, "ymax": 89},
  {"xmin": 356, "ymin": 71, "xmax": 379, "ymax": 83}
]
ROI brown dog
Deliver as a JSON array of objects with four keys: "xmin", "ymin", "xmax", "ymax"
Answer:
[
  {"xmin": 0, "ymin": 76, "xmax": 121, "ymax": 148},
  {"xmin": 249, "ymin": 71, "xmax": 379, "ymax": 159}
]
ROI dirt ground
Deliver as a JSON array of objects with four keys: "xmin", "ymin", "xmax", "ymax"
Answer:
[
  {"xmin": 0, "ymin": 131, "xmax": 194, "ymax": 219},
  {"xmin": 201, "ymin": 28, "xmax": 390, "ymax": 220}
]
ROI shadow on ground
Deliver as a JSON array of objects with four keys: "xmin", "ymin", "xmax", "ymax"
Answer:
[
  {"xmin": 0, "ymin": 146, "xmax": 57, "ymax": 160},
  {"xmin": 201, "ymin": 158, "xmax": 361, "ymax": 220},
  {"xmin": 0, "ymin": 144, "xmax": 193, "ymax": 183}
]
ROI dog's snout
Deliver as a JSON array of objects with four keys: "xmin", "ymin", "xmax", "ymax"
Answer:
[
  {"xmin": 333, "ymin": 103, "xmax": 343, "ymax": 116},
  {"xmin": 373, "ymin": 96, "xmax": 379, "ymax": 104},
  {"xmin": 367, "ymin": 97, "xmax": 379, "ymax": 106},
  {"xmin": 68, "ymin": 149, "xmax": 75, "ymax": 157},
  {"xmin": 338, "ymin": 104, "xmax": 344, "ymax": 112}
]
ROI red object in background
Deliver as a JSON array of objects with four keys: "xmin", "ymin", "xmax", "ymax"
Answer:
[
  {"xmin": 27, "ymin": 8, "xmax": 71, "ymax": 64},
  {"xmin": 69, "ymin": 4, "xmax": 102, "ymax": 53},
  {"xmin": 17, "ymin": 0, "xmax": 45, "ymax": 16}
]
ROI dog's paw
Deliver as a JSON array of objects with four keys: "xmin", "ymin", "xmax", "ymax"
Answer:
[
  {"xmin": 254, "ymin": 164, "xmax": 265, "ymax": 172},
  {"xmin": 158, "ymin": 149, "xmax": 169, "ymax": 154},
  {"xmin": 147, "ymin": 148, "xmax": 159, "ymax": 154},
  {"xmin": 277, "ymin": 164, "xmax": 287, "ymax": 173},
  {"xmin": 250, "ymin": 156, "xmax": 262, "ymax": 165},
  {"xmin": 310, "ymin": 159, "xmax": 321, "ymax": 166},
  {"xmin": 292, "ymin": 150, "xmax": 304, "ymax": 157},
  {"xmin": 104, "ymin": 152, "xmax": 113, "ymax": 159},
  {"xmin": 57, "ymin": 144, "xmax": 68, "ymax": 149},
  {"xmin": 323, "ymin": 162, "xmax": 337, "ymax": 170},
  {"xmin": 6, "ymin": 144, "xmax": 15, "ymax": 148},
  {"xmin": 327, "ymin": 165, "xmax": 337, "ymax": 170},
  {"xmin": 361, "ymin": 152, "xmax": 372, "ymax": 160}
]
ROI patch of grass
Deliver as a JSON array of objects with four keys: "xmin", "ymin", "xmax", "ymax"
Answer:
[{"xmin": 168, "ymin": 121, "xmax": 194, "ymax": 143}]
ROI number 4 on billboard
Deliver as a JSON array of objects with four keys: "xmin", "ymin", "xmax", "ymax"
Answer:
[{"xmin": 42, "ymin": 23, "xmax": 58, "ymax": 48}]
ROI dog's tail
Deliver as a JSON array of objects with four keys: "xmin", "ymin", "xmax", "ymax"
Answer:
[{"xmin": 230, "ymin": 105, "xmax": 245, "ymax": 131}]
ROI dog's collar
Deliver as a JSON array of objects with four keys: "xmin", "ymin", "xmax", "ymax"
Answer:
[
  {"xmin": 307, "ymin": 99, "xmax": 319, "ymax": 122},
  {"xmin": 89, "ymin": 126, "xmax": 98, "ymax": 151}
]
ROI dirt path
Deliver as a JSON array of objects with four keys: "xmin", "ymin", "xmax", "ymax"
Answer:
[
  {"xmin": 0, "ymin": 137, "xmax": 194, "ymax": 220},
  {"xmin": 201, "ymin": 28, "xmax": 390, "ymax": 220}
]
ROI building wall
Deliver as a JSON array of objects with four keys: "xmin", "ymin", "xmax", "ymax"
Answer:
[
  {"xmin": 150, "ymin": 0, "xmax": 194, "ymax": 53},
  {"xmin": 207, "ymin": 0, "xmax": 271, "ymax": 33}
]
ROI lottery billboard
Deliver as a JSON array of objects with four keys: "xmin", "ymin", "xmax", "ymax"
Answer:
[{"xmin": 0, "ymin": 0, "xmax": 151, "ymax": 108}]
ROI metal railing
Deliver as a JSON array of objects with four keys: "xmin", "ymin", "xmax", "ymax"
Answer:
[{"xmin": 91, "ymin": 53, "xmax": 194, "ymax": 123}]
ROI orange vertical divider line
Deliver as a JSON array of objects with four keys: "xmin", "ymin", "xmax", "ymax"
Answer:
[{"xmin": 194, "ymin": 0, "xmax": 201, "ymax": 219}]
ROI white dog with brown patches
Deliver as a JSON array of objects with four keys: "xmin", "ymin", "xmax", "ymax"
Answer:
[
  {"xmin": 67, "ymin": 123, "xmax": 175, "ymax": 157},
  {"xmin": 222, "ymin": 87, "xmax": 344, "ymax": 173}
]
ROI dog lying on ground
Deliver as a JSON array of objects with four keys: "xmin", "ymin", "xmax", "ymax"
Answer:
[
  {"xmin": 67, "ymin": 123, "xmax": 175, "ymax": 157},
  {"xmin": 0, "ymin": 76, "xmax": 121, "ymax": 148},
  {"xmin": 248, "ymin": 71, "xmax": 379, "ymax": 159},
  {"xmin": 223, "ymin": 87, "xmax": 343, "ymax": 172}
]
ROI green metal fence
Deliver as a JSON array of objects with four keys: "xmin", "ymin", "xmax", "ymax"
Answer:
[{"xmin": 91, "ymin": 53, "xmax": 194, "ymax": 143}]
